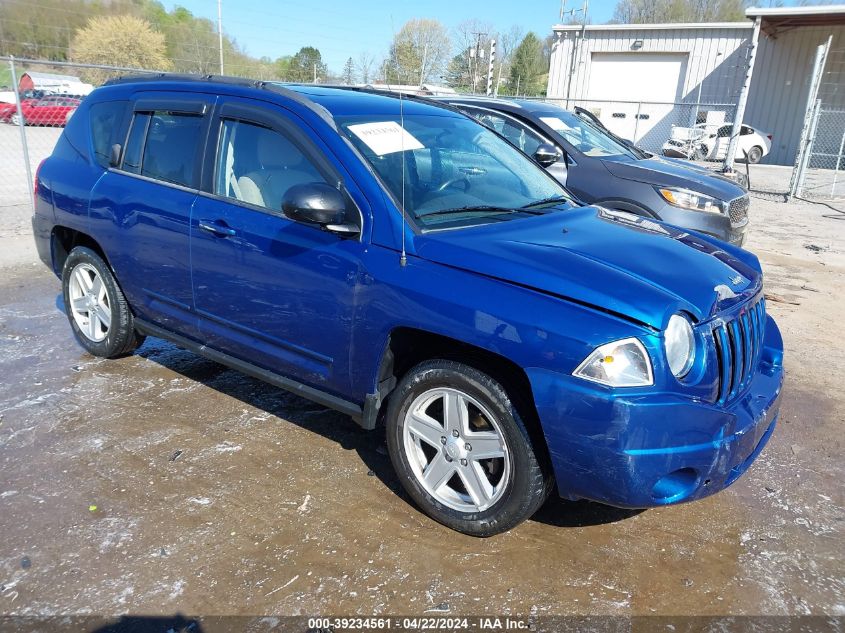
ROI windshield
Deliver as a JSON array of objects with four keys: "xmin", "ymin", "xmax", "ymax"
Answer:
[
  {"xmin": 536, "ymin": 110, "xmax": 637, "ymax": 159},
  {"xmin": 337, "ymin": 113, "xmax": 572, "ymax": 228}
]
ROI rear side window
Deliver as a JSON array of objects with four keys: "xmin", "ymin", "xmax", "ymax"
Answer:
[
  {"xmin": 89, "ymin": 101, "xmax": 127, "ymax": 168},
  {"xmin": 121, "ymin": 110, "xmax": 204, "ymax": 188}
]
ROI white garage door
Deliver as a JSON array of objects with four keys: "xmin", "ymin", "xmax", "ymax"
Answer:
[{"xmin": 586, "ymin": 52, "xmax": 687, "ymax": 142}]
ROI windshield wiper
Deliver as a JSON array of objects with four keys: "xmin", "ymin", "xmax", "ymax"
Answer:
[
  {"xmin": 419, "ymin": 205, "xmax": 519, "ymax": 218},
  {"xmin": 521, "ymin": 195, "xmax": 573, "ymax": 209}
]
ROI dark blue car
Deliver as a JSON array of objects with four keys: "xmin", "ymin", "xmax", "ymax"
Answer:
[
  {"xmin": 435, "ymin": 96, "xmax": 750, "ymax": 246},
  {"xmin": 32, "ymin": 76, "xmax": 783, "ymax": 536}
]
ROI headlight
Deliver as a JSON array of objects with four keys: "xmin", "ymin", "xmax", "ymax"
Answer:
[
  {"xmin": 572, "ymin": 338, "xmax": 653, "ymax": 387},
  {"xmin": 657, "ymin": 187, "xmax": 724, "ymax": 214},
  {"xmin": 665, "ymin": 314, "xmax": 695, "ymax": 378}
]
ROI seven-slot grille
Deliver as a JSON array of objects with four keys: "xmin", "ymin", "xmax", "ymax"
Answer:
[
  {"xmin": 712, "ymin": 297, "xmax": 766, "ymax": 404},
  {"xmin": 727, "ymin": 195, "xmax": 749, "ymax": 225}
]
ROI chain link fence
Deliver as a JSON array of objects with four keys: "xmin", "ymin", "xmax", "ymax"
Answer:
[
  {"xmin": 790, "ymin": 45, "xmax": 845, "ymax": 201},
  {"xmin": 0, "ymin": 57, "xmax": 160, "ymax": 215}
]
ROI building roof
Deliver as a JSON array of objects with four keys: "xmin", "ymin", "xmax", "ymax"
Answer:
[
  {"xmin": 22, "ymin": 71, "xmax": 83, "ymax": 84},
  {"xmin": 552, "ymin": 22, "xmax": 751, "ymax": 32},
  {"xmin": 746, "ymin": 5, "xmax": 845, "ymax": 36}
]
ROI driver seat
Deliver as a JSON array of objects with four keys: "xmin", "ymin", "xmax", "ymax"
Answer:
[{"xmin": 238, "ymin": 133, "xmax": 320, "ymax": 209}]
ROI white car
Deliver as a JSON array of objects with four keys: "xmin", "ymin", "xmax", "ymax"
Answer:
[{"xmin": 663, "ymin": 123, "xmax": 772, "ymax": 163}]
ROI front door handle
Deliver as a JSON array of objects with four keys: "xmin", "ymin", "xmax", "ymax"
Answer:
[{"xmin": 198, "ymin": 220, "xmax": 236, "ymax": 237}]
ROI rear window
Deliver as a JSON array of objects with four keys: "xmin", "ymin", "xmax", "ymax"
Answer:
[
  {"xmin": 121, "ymin": 111, "xmax": 204, "ymax": 188},
  {"xmin": 89, "ymin": 101, "xmax": 127, "ymax": 168}
]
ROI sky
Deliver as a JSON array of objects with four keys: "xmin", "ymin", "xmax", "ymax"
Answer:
[
  {"xmin": 163, "ymin": 0, "xmax": 622, "ymax": 73},
  {"xmin": 162, "ymin": 0, "xmax": 812, "ymax": 74}
]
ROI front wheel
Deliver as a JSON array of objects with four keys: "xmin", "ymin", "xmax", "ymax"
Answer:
[
  {"xmin": 10, "ymin": 112, "xmax": 23, "ymax": 126},
  {"xmin": 386, "ymin": 360, "xmax": 550, "ymax": 536},
  {"xmin": 62, "ymin": 247, "xmax": 145, "ymax": 358}
]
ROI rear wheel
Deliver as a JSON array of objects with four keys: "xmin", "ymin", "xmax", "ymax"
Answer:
[
  {"xmin": 62, "ymin": 247, "xmax": 145, "ymax": 358},
  {"xmin": 10, "ymin": 112, "xmax": 23, "ymax": 126},
  {"xmin": 693, "ymin": 144, "xmax": 708, "ymax": 161},
  {"xmin": 386, "ymin": 360, "xmax": 550, "ymax": 536},
  {"xmin": 746, "ymin": 145, "xmax": 763, "ymax": 164}
]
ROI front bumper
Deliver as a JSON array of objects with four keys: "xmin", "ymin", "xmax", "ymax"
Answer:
[
  {"xmin": 528, "ymin": 317, "xmax": 783, "ymax": 508},
  {"xmin": 656, "ymin": 202, "xmax": 747, "ymax": 246}
]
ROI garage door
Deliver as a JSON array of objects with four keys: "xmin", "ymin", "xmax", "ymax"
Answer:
[{"xmin": 586, "ymin": 52, "xmax": 687, "ymax": 143}]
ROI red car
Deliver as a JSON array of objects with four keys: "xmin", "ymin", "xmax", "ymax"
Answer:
[{"xmin": 0, "ymin": 95, "xmax": 81, "ymax": 126}]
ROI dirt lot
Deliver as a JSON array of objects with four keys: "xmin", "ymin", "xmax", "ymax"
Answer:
[{"xmin": 0, "ymin": 164, "xmax": 843, "ymax": 619}]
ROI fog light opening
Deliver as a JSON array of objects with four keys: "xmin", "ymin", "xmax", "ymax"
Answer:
[{"xmin": 651, "ymin": 468, "xmax": 700, "ymax": 503}]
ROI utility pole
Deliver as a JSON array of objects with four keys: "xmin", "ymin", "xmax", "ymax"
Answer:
[
  {"xmin": 313, "ymin": 62, "xmax": 318, "ymax": 83},
  {"xmin": 470, "ymin": 31, "xmax": 485, "ymax": 93},
  {"xmin": 561, "ymin": 0, "xmax": 588, "ymax": 105},
  {"xmin": 217, "ymin": 0, "xmax": 224, "ymax": 74}
]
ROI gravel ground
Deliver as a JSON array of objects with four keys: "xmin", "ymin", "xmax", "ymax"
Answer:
[{"xmin": 0, "ymin": 162, "xmax": 842, "ymax": 619}]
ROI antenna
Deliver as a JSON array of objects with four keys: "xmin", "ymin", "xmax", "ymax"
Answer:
[{"xmin": 399, "ymin": 89, "xmax": 408, "ymax": 267}]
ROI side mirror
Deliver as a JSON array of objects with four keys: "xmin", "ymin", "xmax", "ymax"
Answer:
[
  {"xmin": 109, "ymin": 143, "xmax": 121, "ymax": 167},
  {"xmin": 533, "ymin": 143, "xmax": 561, "ymax": 168},
  {"xmin": 282, "ymin": 182, "xmax": 358, "ymax": 235}
]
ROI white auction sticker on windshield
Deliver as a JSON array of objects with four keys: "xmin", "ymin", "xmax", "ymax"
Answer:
[
  {"xmin": 539, "ymin": 116, "xmax": 572, "ymax": 132},
  {"xmin": 347, "ymin": 121, "xmax": 424, "ymax": 156}
]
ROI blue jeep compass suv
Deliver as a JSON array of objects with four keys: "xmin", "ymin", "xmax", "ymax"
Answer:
[{"xmin": 32, "ymin": 76, "xmax": 784, "ymax": 536}]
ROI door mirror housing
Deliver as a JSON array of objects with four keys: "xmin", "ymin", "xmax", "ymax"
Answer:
[
  {"xmin": 533, "ymin": 143, "xmax": 561, "ymax": 168},
  {"xmin": 282, "ymin": 182, "xmax": 358, "ymax": 235},
  {"xmin": 109, "ymin": 143, "xmax": 122, "ymax": 167}
]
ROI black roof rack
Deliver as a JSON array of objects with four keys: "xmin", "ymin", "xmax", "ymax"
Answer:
[
  {"xmin": 300, "ymin": 83, "xmax": 466, "ymax": 116},
  {"xmin": 102, "ymin": 72, "xmax": 337, "ymax": 128}
]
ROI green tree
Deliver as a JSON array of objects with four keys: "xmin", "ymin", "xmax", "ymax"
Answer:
[
  {"xmin": 288, "ymin": 46, "xmax": 328, "ymax": 82},
  {"xmin": 275, "ymin": 56, "xmax": 294, "ymax": 80},
  {"xmin": 342, "ymin": 57, "xmax": 355, "ymax": 84},
  {"xmin": 445, "ymin": 49, "xmax": 473, "ymax": 91},
  {"xmin": 70, "ymin": 14, "xmax": 172, "ymax": 84},
  {"xmin": 508, "ymin": 32, "xmax": 546, "ymax": 96}
]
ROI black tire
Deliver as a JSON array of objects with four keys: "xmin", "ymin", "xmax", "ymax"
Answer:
[
  {"xmin": 61, "ymin": 246, "xmax": 145, "ymax": 358},
  {"xmin": 746, "ymin": 145, "xmax": 763, "ymax": 164},
  {"xmin": 693, "ymin": 144, "xmax": 708, "ymax": 161},
  {"xmin": 385, "ymin": 360, "xmax": 551, "ymax": 536}
]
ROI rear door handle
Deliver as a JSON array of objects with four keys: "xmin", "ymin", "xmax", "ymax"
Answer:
[{"xmin": 198, "ymin": 220, "xmax": 236, "ymax": 237}]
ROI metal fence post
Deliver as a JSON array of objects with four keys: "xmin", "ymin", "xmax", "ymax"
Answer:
[
  {"xmin": 723, "ymin": 16, "xmax": 761, "ymax": 172},
  {"xmin": 832, "ymin": 124, "xmax": 845, "ymax": 198},
  {"xmin": 788, "ymin": 38, "xmax": 832, "ymax": 199},
  {"xmin": 9, "ymin": 56, "xmax": 35, "ymax": 211},
  {"xmin": 795, "ymin": 99, "xmax": 823, "ymax": 198}
]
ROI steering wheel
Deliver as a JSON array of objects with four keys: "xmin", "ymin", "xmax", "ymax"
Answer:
[{"xmin": 436, "ymin": 176, "xmax": 471, "ymax": 193}]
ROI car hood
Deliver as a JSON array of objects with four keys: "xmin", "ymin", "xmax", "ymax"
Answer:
[
  {"xmin": 601, "ymin": 155, "xmax": 744, "ymax": 201},
  {"xmin": 414, "ymin": 207, "xmax": 762, "ymax": 330}
]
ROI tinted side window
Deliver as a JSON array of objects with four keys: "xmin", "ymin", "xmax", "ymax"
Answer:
[
  {"xmin": 121, "ymin": 110, "xmax": 203, "ymax": 187},
  {"xmin": 142, "ymin": 113, "xmax": 204, "ymax": 187},
  {"xmin": 122, "ymin": 113, "xmax": 150, "ymax": 175},
  {"xmin": 89, "ymin": 101, "xmax": 126, "ymax": 168},
  {"xmin": 214, "ymin": 118, "xmax": 326, "ymax": 212}
]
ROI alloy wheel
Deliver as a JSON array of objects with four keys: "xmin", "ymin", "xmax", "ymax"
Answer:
[
  {"xmin": 402, "ymin": 387, "xmax": 510, "ymax": 512},
  {"xmin": 68, "ymin": 263, "xmax": 111, "ymax": 342}
]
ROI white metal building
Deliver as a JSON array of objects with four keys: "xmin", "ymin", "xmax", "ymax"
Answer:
[
  {"xmin": 546, "ymin": 8, "xmax": 845, "ymax": 167},
  {"xmin": 547, "ymin": 22, "xmax": 752, "ymax": 151}
]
